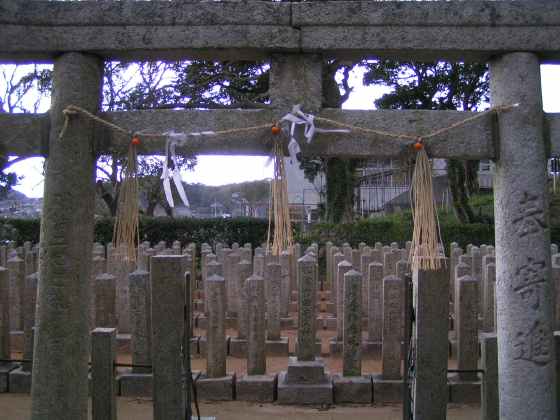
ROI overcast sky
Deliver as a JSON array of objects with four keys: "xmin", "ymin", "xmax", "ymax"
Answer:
[{"xmin": 5, "ymin": 64, "xmax": 560, "ymax": 198}]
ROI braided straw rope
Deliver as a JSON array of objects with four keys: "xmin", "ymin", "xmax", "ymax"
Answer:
[{"xmin": 59, "ymin": 103, "xmax": 518, "ymax": 269}]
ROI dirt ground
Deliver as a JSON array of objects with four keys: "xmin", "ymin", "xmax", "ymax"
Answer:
[{"xmin": 0, "ymin": 395, "xmax": 480, "ymax": 420}]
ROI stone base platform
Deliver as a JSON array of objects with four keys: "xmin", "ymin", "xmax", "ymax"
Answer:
[
  {"xmin": 236, "ymin": 374, "xmax": 277, "ymax": 402},
  {"xmin": 333, "ymin": 375, "xmax": 372, "ymax": 404},
  {"xmin": 0, "ymin": 363, "xmax": 18, "ymax": 393},
  {"xmin": 277, "ymin": 357, "xmax": 333, "ymax": 405},
  {"xmin": 266, "ymin": 337, "xmax": 289, "ymax": 356},
  {"xmin": 118, "ymin": 372, "xmax": 153, "ymax": 397},
  {"xmin": 277, "ymin": 371, "xmax": 333, "ymax": 405},
  {"xmin": 448, "ymin": 376, "xmax": 481, "ymax": 403},
  {"xmin": 8, "ymin": 366, "xmax": 31, "ymax": 393},
  {"xmin": 197, "ymin": 374, "xmax": 236, "ymax": 401},
  {"xmin": 228, "ymin": 337, "xmax": 247, "ymax": 357},
  {"xmin": 372, "ymin": 374, "xmax": 403, "ymax": 403}
]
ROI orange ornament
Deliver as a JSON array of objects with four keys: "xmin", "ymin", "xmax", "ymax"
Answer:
[
  {"xmin": 131, "ymin": 136, "xmax": 141, "ymax": 146},
  {"xmin": 271, "ymin": 125, "xmax": 281, "ymax": 135},
  {"xmin": 414, "ymin": 141, "xmax": 423, "ymax": 151}
]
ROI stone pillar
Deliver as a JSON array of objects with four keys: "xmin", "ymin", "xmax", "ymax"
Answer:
[
  {"xmin": 30, "ymin": 53, "xmax": 101, "ymax": 420},
  {"xmin": 490, "ymin": 52, "xmax": 557, "ymax": 419},
  {"xmin": 481, "ymin": 333, "xmax": 499, "ymax": 420},
  {"xmin": 151, "ymin": 256, "xmax": 185, "ymax": 420},
  {"xmin": 367, "ymin": 262, "xmax": 384, "ymax": 342},
  {"xmin": 237, "ymin": 260, "xmax": 252, "ymax": 340},
  {"xmin": 331, "ymin": 252, "xmax": 344, "ymax": 316},
  {"xmin": 483, "ymin": 261, "xmax": 497, "ymax": 332},
  {"xmin": 94, "ymin": 274, "xmax": 117, "ymax": 328},
  {"xmin": 8, "ymin": 255, "xmax": 24, "ymax": 331},
  {"xmin": 456, "ymin": 275, "xmax": 479, "ymax": 381},
  {"xmin": 266, "ymin": 262, "xmax": 282, "ymax": 341},
  {"xmin": 382, "ymin": 275, "xmax": 403, "ymax": 379},
  {"xmin": 383, "ymin": 250, "xmax": 399, "ymax": 278},
  {"xmin": 0, "ymin": 267, "xmax": 9, "ymax": 360},
  {"xmin": 413, "ymin": 266, "xmax": 449, "ymax": 420},
  {"xmin": 360, "ymin": 253, "xmax": 373, "ymax": 318},
  {"xmin": 247, "ymin": 275, "xmax": 266, "ymax": 375},
  {"xmin": 297, "ymin": 254, "xmax": 318, "ymax": 361},
  {"xmin": 206, "ymin": 274, "xmax": 226, "ymax": 378},
  {"xmin": 325, "ymin": 241, "xmax": 333, "ymax": 290},
  {"xmin": 108, "ymin": 253, "xmax": 134, "ymax": 334},
  {"xmin": 343, "ymin": 270, "xmax": 362, "ymax": 376},
  {"xmin": 336, "ymin": 260, "xmax": 353, "ymax": 341},
  {"xmin": 554, "ymin": 262, "xmax": 560, "ymax": 329},
  {"xmin": 23, "ymin": 273, "xmax": 38, "ymax": 372},
  {"xmin": 454, "ymin": 262, "xmax": 471, "ymax": 333},
  {"xmin": 129, "ymin": 270, "xmax": 151, "ymax": 373},
  {"xmin": 280, "ymin": 251, "xmax": 291, "ymax": 318},
  {"xmin": 225, "ymin": 251, "xmax": 240, "ymax": 317},
  {"xmin": 91, "ymin": 328, "xmax": 116, "ymax": 420},
  {"xmin": 253, "ymin": 254, "xmax": 265, "ymax": 278}
]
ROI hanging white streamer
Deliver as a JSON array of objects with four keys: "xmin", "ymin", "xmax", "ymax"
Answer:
[
  {"xmin": 280, "ymin": 104, "xmax": 350, "ymax": 163},
  {"xmin": 161, "ymin": 105, "xmax": 349, "ymax": 207},
  {"xmin": 162, "ymin": 130, "xmax": 215, "ymax": 208}
]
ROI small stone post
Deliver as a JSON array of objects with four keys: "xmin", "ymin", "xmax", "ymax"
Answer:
[
  {"xmin": 0, "ymin": 267, "xmax": 9, "ymax": 360},
  {"xmin": 456, "ymin": 275, "xmax": 479, "ymax": 381},
  {"xmin": 413, "ymin": 266, "xmax": 449, "ymax": 420},
  {"xmin": 151, "ymin": 255, "xmax": 185, "ymax": 420},
  {"xmin": 336, "ymin": 260, "xmax": 353, "ymax": 341},
  {"xmin": 94, "ymin": 274, "xmax": 117, "ymax": 328},
  {"xmin": 8, "ymin": 255, "xmax": 24, "ymax": 331},
  {"xmin": 266, "ymin": 262, "xmax": 282, "ymax": 341},
  {"xmin": 247, "ymin": 275, "xmax": 266, "ymax": 375},
  {"xmin": 129, "ymin": 270, "xmax": 151, "ymax": 373},
  {"xmin": 382, "ymin": 275, "xmax": 403, "ymax": 379},
  {"xmin": 297, "ymin": 254, "xmax": 318, "ymax": 361},
  {"xmin": 206, "ymin": 274, "xmax": 226, "ymax": 378},
  {"xmin": 481, "ymin": 333, "xmax": 499, "ymax": 420},
  {"xmin": 91, "ymin": 328, "xmax": 117, "ymax": 420},
  {"xmin": 343, "ymin": 270, "xmax": 362, "ymax": 376},
  {"xmin": 22, "ymin": 273, "xmax": 38, "ymax": 371},
  {"xmin": 367, "ymin": 262, "xmax": 384, "ymax": 343}
]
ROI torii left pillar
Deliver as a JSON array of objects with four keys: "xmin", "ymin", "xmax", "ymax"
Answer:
[{"xmin": 31, "ymin": 52, "xmax": 102, "ymax": 420}]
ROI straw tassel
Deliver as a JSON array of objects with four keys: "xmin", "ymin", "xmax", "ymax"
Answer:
[
  {"xmin": 112, "ymin": 136, "xmax": 140, "ymax": 262},
  {"xmin": 267, "ymin": 127, "xmax": 294, "ymax": 256},
  {"xmin": 409, "ymin": 141, "xmax": 444, "ymax": 271}
]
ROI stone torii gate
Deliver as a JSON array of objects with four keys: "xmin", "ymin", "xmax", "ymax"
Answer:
[{"xmin": 1, "ymin": 1, "xmax": 560, "ymax": 419}]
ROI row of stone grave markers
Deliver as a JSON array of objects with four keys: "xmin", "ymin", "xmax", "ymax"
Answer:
[{"xmin": 2, "ymin": 239, "xmax": 560, "ymax": 408}]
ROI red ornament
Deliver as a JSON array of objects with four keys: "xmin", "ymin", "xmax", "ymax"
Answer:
[
  {"xmin": 131, "ymin": 136, "xmax": 141, "ymax": 146},
  {"xmin": 414, "ymin": 141, "xmax": 423, "ymax": 151},
  {"xmin": 271, "ymin": 125, "xmax": 281, "ymax": 135}
]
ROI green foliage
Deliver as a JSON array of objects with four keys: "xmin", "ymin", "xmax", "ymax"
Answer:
[
  {"xmin": 0, "ymin": 218, "xmax": 41, "ymax": 244},
  {"xmin": 96, "ymin": 217, "xmax": 270, "ymax": 248},
  {"xmin": 299, "ymin": 215, "xmax": 513, "ymax": 250}
]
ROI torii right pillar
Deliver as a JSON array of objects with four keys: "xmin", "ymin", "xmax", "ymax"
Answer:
[{"xmin": 490, "ymin": 52, "xmax": 557, "ymax": 420}]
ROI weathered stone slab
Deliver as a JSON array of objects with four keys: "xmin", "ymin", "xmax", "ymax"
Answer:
[
  {"xmin": 413, "ymin": 266, "xmax": 449, "ymax": 420},
  {"xmin": 332, "ymin": 375, "xmax": 372, "ymax": 404},
  {"xmin": 151, "ymin": 255, "xmax": 185, "ymax": 420},
  {"xmin": 481, "ymin": 333, "xmax": 499, "ymax": 420},
  {"xmin": 236, "ymin": 374, "xmax": 277, "ymax": 402},
  {"xmin": 91, "ymin": 328, "xmax": 117, "ymax": 420},
  {"xmin": 118, "ymin": 372, "xmax": 152, "ymax": 398},
  {"xmin": 277, "ymin": 371, "xmax": 333, "ymax": 405},
  {"xmin": 196, "ymin": 374, "xmax": 235, "ymax": 401},
  {"xmin": 371, "ymin": 375, "xmax": 403, "ymax": 403},
  {"xmin": 8, "ymin": 366, "xmax": 32, "ymax": 394}
]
